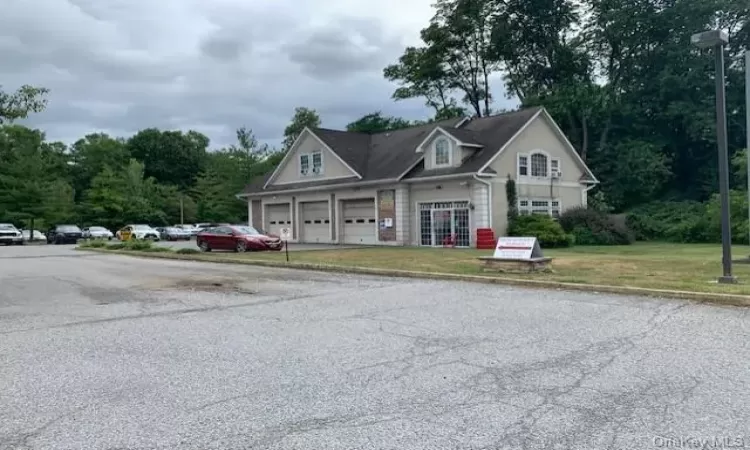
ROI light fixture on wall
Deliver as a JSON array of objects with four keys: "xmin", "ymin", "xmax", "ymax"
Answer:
[
  {"xmin": 459, "ymin": 181, "xmax": 468, "ymax": 186},
  {"xmin": 469, "ymin": 202, "xmax": 475, "ymax": 210},
  {"xmin": 436, "ymin": 185, "xmax": 442, "ymax": 190}
]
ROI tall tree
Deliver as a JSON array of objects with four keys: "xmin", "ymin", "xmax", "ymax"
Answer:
[
  {"xmin": 126, "ymin": 129, "xmax": 208, "ymax": 189},
  {"xmin": 346, "ymin": 112, "xmax": 414, "ymax": 133},
  {"xmin": 0, "ymin": 85, "xmax": 49, "ymax": 123},
  {"xmin": 0, "ymin": 125, "xmax": 74, "ymax": 229},
  {"xmin": 282, "ymin": 107, "xmax": 321, "ymax": 150},
  {"xmin": 69, "ymin": 133, "xmax": 130, "ymax": 201}
]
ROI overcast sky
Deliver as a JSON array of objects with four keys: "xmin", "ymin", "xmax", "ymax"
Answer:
[{"xmin": 0, "ymin": 0, "xmax": 515, "ymax": 148}]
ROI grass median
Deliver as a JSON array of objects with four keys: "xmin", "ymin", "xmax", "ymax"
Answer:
[{"xmin": 78, "ymin": 240, "xmax": 750, "ymax": 297}]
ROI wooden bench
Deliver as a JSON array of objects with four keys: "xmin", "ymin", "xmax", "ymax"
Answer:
[{"xmin": 477, "ymin": 256, "xmax": 553, "ymax": 273}]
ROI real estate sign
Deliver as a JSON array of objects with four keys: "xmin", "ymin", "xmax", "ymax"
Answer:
[{"xmin": 493, "ymin": 237, "xmax": 543, "ymax": 260}]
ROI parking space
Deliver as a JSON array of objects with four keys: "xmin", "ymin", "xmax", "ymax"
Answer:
[{"xmin": 2, "ymin": 246, "xmax": 749, "ymax": 448}]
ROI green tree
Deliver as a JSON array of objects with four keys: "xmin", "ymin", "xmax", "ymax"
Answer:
[
  {"xmin": 0, "ymin": 85, "xmax": 49, "ymax": 123},
  {"xmin": 346, "ymin": 112, "xmax": 414, "ymax": 133},
  {"xmin": 282, "ymin": 107, "xmax": 321, "ymax": 150},
  {"xmin": 69, "ymin": 133, "xmax": 130, "ymax": 201},
  {"xmin": 126, "ymin": 129, "xmax": 208, "ymax": 189},
  {"xmin": 0, "ymin": 125, "xmax": 73, "ymax": 230}
]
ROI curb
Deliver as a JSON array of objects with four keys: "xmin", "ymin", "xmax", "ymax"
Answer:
[{"xmin": 76, "ymin": 247, "xmax": 750, "ymax": 307}]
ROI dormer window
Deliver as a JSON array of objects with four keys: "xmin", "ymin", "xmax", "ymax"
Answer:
[
  {"xmin": 434, "ymin": 138, "xmax": 451, "ymax": 167},
  {"xmin": 300, "ymin": 151, "xmax": 324, "ymax": 176}
]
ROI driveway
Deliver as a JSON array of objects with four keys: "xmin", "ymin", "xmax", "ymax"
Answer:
[{"xmin": 1, "ymin": 245, "xmax": 749, "ymax": 449}]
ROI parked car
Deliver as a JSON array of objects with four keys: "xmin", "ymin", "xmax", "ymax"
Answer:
[
  {"xmin": 174, "ymin": 224, "xmax": 200, "ymax": 236},
  {"xmin": 0, "ymin": 223, "xmax": 24, "ymax": 246},
  {"xmin": 156, "ymin": 226, "xmax": 192, "ymax": 241},
  {"xmin": 116, "ymin": 224, "xmax": 160, "ymax": 241},
  {"xmin": 196, "ymin": 225, "xmax": 282, "ymax": 252},
  {"xmin": 21, "ymin": 229, "xmax": 46, "ymax": 242},
  {"xmin": 82, "ymin": 226, "xmax": 114, "ymax": 240},
  {"xmin": 46, "ymin": 225, "xmax": 83, "ymax": 245}
]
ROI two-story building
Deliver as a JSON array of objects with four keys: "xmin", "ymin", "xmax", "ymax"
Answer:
[{"xmin": 238, "ymin": 106, "xmax": 598, "ymax": 247}]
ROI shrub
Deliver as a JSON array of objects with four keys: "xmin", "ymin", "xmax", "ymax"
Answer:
[
  {"xmin": 558, "ymin": 207, "xmax": 634, "ymax": 245},
  {"xmin": 507, "ymin": 214, "xmax": 574, "ymax": 248},
  {"xmin": 625, "ymin": 201, "xmax": 710, "ymax": 242},
  {"xmin": 106, "ymin": 242, "xmax": 126, "ymax": 250},
  {"xmin": 79, "ymin": 240, "xmax": 107, "ymax": 248},
  {"xmin": 176, "ymin": 248, "xmax": 200, "ymax": 254}
]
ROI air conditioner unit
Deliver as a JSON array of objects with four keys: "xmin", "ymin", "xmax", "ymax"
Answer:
[
  {"xmin": 301, "ymin": 169, "xmax": 309, "ymax": 175},
  {"xmin": 552, "ymin": 170, "xmax": 562, "ymax": 179},
  {"xmin": 312, "ymin": 166, "xmax": 321, "ymax": 174}
]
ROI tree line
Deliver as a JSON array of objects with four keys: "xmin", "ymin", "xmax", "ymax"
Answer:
[{"xmin": 0, "ymin": 0, "xmax": 748, "ymax": 241}]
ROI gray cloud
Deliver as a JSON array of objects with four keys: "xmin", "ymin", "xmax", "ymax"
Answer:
[{"xmin": 0, "ymin": 0, "xmax": 513, "ymax": 149}]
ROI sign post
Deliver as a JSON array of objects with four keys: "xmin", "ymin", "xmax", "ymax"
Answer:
[
  {"xmin": 279, "ymin": 227, "xmax": 291, "ymax": 262},
  {"xmin": 477, "ymin": 236, "xmax": 552, "ymax": 273},
  {"xmin": 493, "ymin": 237, "xmax": 544, "ymax": 260}
]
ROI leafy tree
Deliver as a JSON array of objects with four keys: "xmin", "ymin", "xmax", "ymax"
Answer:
[
  {"xmin": 0, "ymin": 85, "xmax": 49, "ymax": 123},
  {"xmin": 69, "ymin": 133, "xmax": 130, "ymax": 201},
  {"xmin": 282, "ymin": 107, "xmax": 321, "ymax": 150},
  {"xmin": 0, "ymin": 125, "xmax": 74, "ymax": 230},
  {"xmin": 126, "ymin": 129, "xmax": 208, "ymax": 189},
  {"xmin": 346, "ymin": 112, "xmax": 414, "ymax": 133}
]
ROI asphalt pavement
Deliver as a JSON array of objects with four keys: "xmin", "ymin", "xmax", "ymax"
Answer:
[{"xmin": 1, "ymin": 244, "xmax": 749, "ymax": 449}]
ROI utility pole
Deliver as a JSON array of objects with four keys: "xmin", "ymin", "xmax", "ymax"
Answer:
[{"xmin": 745, "ymin": 49, "xmax": 749, "ymax": 252}]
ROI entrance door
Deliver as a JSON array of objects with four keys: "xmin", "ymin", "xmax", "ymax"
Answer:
[
  {"xmin": 418, "ymin": 201, "xmax": 471, "ymax": 247},
  {"xmin": 432, "ymin": 209, "xmax": 452, "ymax": 246}
]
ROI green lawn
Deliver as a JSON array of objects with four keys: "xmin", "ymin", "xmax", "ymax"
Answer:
[{"xmin": 221, "ymin": 243, "xmax": 750, "ymax": 295}]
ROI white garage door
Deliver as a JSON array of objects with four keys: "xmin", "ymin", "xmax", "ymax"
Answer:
[
  {"xmin": 341, "ymin": 199, "xmax": 377, "ymax": 244},
  {"xmin": 300, "ymin": 201, "xmax": 330, "ymax": 243},
  {"xmin": 264, "ymin": 204, "xmax": 291, "ymax": 235}
]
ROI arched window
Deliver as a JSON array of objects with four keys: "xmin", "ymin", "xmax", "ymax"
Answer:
[
  {"xmin": 530, "ymin": 152, "xmax": 548, "ymax": 177},
  {"xmin": 434, "ymin": 138, "xmax": 450, "ymax": 166}
]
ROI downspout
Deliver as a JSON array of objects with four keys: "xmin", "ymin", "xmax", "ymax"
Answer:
[{"xmin": 472, "ymin": 174, "xmax": 493, "ymax": 230}]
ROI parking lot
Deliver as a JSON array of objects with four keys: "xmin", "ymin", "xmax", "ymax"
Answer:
[{"xmin": 1, "ymin": 244, "xmax": 749, "ymax": 449}]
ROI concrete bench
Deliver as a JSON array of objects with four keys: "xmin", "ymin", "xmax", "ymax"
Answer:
[{"xmin": 477, "ymin": 256, "xmax": 553, "ymax": 273}]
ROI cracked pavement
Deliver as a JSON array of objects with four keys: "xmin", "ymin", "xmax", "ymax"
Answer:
[{"xmin": 1, "ymin": 245, "xmax": 749, "ymax": 449}]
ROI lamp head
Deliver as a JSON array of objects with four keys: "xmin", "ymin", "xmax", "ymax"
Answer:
[{"xmin": 691, "ymin": 30, "xmax": 729, "ymax": 49}]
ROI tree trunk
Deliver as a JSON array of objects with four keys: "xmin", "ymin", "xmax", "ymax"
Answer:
[{"xmin": 581, "ymin": 115, "xmax": 589, "ymax": 162}]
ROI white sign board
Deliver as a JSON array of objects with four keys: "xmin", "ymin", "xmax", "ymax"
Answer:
[
  {"xmin": 384, "ymin": 217, "xmax": 393, "ymax": 227},
  {"xmin": 493, "ymin": 237, "xmax": 543, "ymax": 260},
  {"xmin": 279, "ymin": 227, "xmax": 292, "ymax": 241}
]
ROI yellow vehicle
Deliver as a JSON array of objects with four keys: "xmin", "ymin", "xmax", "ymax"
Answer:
[
  {"xmin": 116, "ymin": 224, "xmax": 160, "ymax": 241},
  {"xmin": 116, "ymin": 225, "xmax": 133, "ymax": 241}
]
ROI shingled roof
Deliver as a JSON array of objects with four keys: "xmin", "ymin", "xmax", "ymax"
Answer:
[{"xmin": 244, "ymin": 107, "xmax": 546, "ymax": 194}]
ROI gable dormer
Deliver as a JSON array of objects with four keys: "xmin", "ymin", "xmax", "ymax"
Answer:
[{"xmin": 416, "ymin": 127, "xmax": 483, "ymax": 170}]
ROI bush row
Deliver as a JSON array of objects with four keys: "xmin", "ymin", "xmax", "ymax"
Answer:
[
  {"xmin": 625, "ymin": 191, "xmax": 750, "ymax": 244},
  {"xmin": 78, "ymin": 239, "xmax": 200, "ymax": 254}
]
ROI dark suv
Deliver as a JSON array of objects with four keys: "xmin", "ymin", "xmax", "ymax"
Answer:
[{"xmin": 47, "ymin": 225, "xmax": 83, "ymax": 245}]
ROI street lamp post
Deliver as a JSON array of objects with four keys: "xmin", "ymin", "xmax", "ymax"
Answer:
[{"xmin": 691, "ymin": 29, "xmax": 737, "ymax": 284}]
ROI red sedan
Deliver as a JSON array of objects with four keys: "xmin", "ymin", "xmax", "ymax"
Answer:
[{"xmin": 196, "ymin": 225, "xmax": 283, "ymax": 252}]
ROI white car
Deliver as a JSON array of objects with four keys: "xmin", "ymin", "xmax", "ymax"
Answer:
[
  {"xmin": 0, "ymin": 223, "xmax": 24, "ymax": 245},
  {"xmin": 82, "ymin": 226, "xmax": 114, "ymax": 240},
  {"xmin": 116, "ymin": 224, "xmax": 160, "ymax": 241},
  {"xmin": 21, "ymin": 229, "xmax": 46, "ymax": 241}
]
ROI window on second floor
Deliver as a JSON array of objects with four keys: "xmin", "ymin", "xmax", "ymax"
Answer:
[
  {"xmin": 517, "ymin": 151, "xmax": 560, "ymax": 179},
  {"xmin": 434, "ymin": 138, "xmax": 450, "ymax": 166},
  {"xmin": 311, "ymin": 151, "xmax": 323, "ymax": 174},
  {"xmin": 530, "ymin": 153, "xmax": 548, "ymax": 177},
  {"xmin": 299, "ymin": 151, "xmax": 324, "ymax": 176}
]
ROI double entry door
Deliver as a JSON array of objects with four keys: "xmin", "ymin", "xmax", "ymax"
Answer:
[{"xmin": 419, "ymin": 201, "xmax": 470, "ymax": 247}]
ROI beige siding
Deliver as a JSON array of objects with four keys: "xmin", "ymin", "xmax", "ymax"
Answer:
[
  {"xmin": 486, "ymin": 114, "xmax": 585, "ymax": 184},
  {"xmin": 269, "ymin": 131, "xmax": 358, "ymax": 185},
  {"xmin": 422, "ymin": 132, "xmax": 463, "ymax": 170},
  {"xmin": 408, "ymin": 180, "xmax": 473, "ymax": 246},
  {"xmin": 486, "ymin": 114, "xmax": 587, "ymax": 236}
]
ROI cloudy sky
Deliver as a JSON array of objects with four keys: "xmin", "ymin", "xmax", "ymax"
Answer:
[{"xmin": 1, "ymin": 0, "xmax": 515, "ymax": 148}]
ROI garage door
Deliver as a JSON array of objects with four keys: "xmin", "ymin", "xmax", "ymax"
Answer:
[
  {"xmin": 300, "ymin": 201, "xmax": 330, "ymax": 243},
  {"xmin": 264, "ymin": 204, "xmax": 291, "ymax": 235},
  {"xmin": 341, "ymin": 199, "xmax": 377, "ymax": 244}
]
